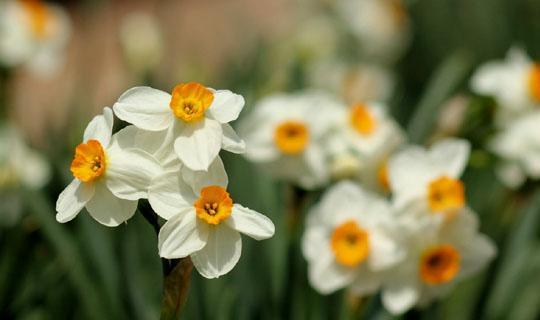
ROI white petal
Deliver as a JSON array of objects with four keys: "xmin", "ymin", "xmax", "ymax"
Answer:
[
  {"xmin": 181, "ymin": 157, "xmax": 228, "ymax": 195},
  {"xmin": 83, "ymin": 107, "xmax": 113, "ymax": 146},
  {"xmin": 368, "ymin": 231, "xmax": 405, "ymax": 271},
  {"xmin": 105, "ymin": 147, "xmax": 163, "ymax": 200},
  {"xmin": 113, "ymin": 86, "xmax": 173, "ymax": 131},
  {"xmin": 459, "ymin": 234, "xmax": 497, "ymax": 278},
  {"xmin": 382, "ymin": 279, "xmax": 419, "ymax": 315},
  {"xmin": 430, "ymin": 139, "xmax": 471, "ymax": 177},
  {"xmin": 191, "ymin": 225, "xmax": 242, "ymax": 279},
  {"xmin": 221, "ymin": 124, "xmax": 246, "ymax": 154},
  {"xmin": 308, "ymin": 247, "xmax": 356, "ymax": 294},
  {"xmin": 174, "ymin": 118, "xmax": 223, "ymax": 171},
  {"xmin": 207, "ymin": 90, "xmax": 245, "ymax": 123},
  {"xmin": 301, "ymin": 225, "xmax": 326, "ymax": 261},
  {"xmin": 85, "ymin": 182, "xmax": 137, "ymax": 227},
  {"xmin": 148, "ymin": 171, "xmax": 196, "ymax": 220},
  {"xmin": 226, "ymin": 204, "xmax": 275, "ymax": 240},
  {"xmin": 56, "ymin": 180, "xmax": 95, "ymax": 223},
  {"xmin": 350, "ymin": 267, "xmax": 382, "ymax": 295},
  {"xmin": 158, "ymin": 209, "xmax": 209, "ymax": 259}
]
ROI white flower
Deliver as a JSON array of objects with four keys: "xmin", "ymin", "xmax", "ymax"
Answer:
[
  {"xmin": 388, "ymin": 139, "xmax": 470, "ymax": 217},
  {"xmin": 0, "ymin": 124, "xmax": 50, "ymax": 189},
  {"xmin": 239, "ymin": 92, "xmax": 341, "ymax": 189},
  {"xmin": 470, "ymin": 47, "xmax": 540, "ymax": 122},
  {"xmin": 327, "ymin": 102, "xmax": 404, "ymax": 192},
  {"xmin": 381, "ymin": 209, "xmax": 496, "ymax": 315},
  {"xmin": 302, "ymin": 181, "xmax": 404, "ymax": 294},
  {"xmin": 56, "ymin": 107, "xmax": 163, "ymax": 226},
  {"xmin": 336, "ymin": 0, "xmax": 411, "ymax": 63},
  {"xmin": 489, "ymin": 111, "xmax": 540, "ymax": 188},
  {"xmin": 0, "ymin": 0, "xmax": 71, "ymax": 76},
  {"xmin": 112, "ymin": 82, "xmax": 246, "ymax": 171},
  {"xmin": 148, "ymin": 157, "xmax": 275, "ymax": 279}
]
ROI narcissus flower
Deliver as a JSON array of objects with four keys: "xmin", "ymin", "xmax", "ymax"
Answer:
[
  {"xmin": 112, "ymin": 82, "xmax": 245, "ymax": 171},
  {"xmin": 148, "ymin": 157, "xmax": 275, "ymax": 278},
  {"xmin": 471, "ymin": 47, "xmax": 540, "ymax": 122},
  {"xmin": 381, "ymin": 209, "xmax": 496, "ymax": 315},
  {"xmin": 239, "ymin": 92, "xmax": 340, "ymax": 189},
  {"xmin": 489, "ymin": 111, "xmax": 540, "ymax": 188},
  {"xmin": 0, "ymin": 0, "xmax": 71, "ymax": 76},
  {"xmin": 388, "ymin": 139, "xmax": 470, "ymax": 218},
  {"xmin": 302, "ymin": 181, "xmax": 404, "ymax": 294},
  {"xmin": 56, "ymin": 108, "xmax": 162, "ymax": 226}
]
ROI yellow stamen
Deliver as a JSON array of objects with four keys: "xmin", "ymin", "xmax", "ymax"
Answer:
[
  {"xmin": 169, "ymin": 82, "xmax": 214, "ymax": 123},
  {"xmin": 350, "ymin": 104, "xmax": 376, "ymax": 136},
  {"xmin": 70, "ymin": 140, "xmax": 107, "ymax": 182},
  {"xmin": 527, "ymin": 63, "xmax": 540, "ymax": 102},
  {"xmin": 330, "ymin": 220, "xmax": 370, "ymax": 267},
  {"xmin": 420, "ymin": 244, "xmax": 460, "ymax": 285},
  {"xmin": 427, "ymin": 176, "xmax": 465, "ymax": 214},
  {"xmin": 377, "ymin": 161, "xmax": 390, "ymax": 192},
  {"xmin": 20, "ymin": 0, "xmax": 50, "ymax": 39},
  {"xmin": 274, "ymin": 121, "xmax": 309, "ymax": 155},
  {"xmin": 194, "ymin": 186, "xmax": 233, "ymax": 225}
]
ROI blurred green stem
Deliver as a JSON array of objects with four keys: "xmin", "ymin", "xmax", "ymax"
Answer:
[{"xmin": 0, "ymin": 67, "xmax": 10, "ymax": 119}]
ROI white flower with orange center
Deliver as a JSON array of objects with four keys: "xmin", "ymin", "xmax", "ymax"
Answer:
[
  {"xmin": 112, "ymin": 82, "xmax": 246, "ymax": 171},
  {"xmin": 239, "ymin": 92, "xmax": 340, "ymax": 189},
  {"xmin": 148, "ymin": 157, "xmax": 275, "ymax": 279},
  {"xmin": 302, "ymin": 181, "xmax": 404, "ymax": 294},
  {"xmin": 388, "ymin": 139, "xmax": 470, "ymax": 218},
  {"xmin": 381, "ymin": 209, "xmax": 496, "ymax": 315},
  {"xmin": 0, "ymin": 0, "xmax": 71, "ymax": 76},
  {"xmin": 56, "ymin": 108, "xmax": 163, "ymax": 226},
  {"xmin": 489, "ymin": 111, "xmax": 540, "ymax": 188},
  {"xmin": 471, "ymin": 47, "xmax": 540, "ymax": 122}
]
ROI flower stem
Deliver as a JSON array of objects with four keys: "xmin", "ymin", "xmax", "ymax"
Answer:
[{"xmin": 160, "ymin": 257, "xmax": 193, "ymax": 320}]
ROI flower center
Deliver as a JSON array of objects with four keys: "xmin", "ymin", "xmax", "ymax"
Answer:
[
  {"xmin": 350, "ymin": 104, "xmax": 376, "ymax": 136},
  {"xmin": 70, "ymin": 140, "xmax": 107, "ymax": 183},
  {"xmin": 427, "ymin": 176, "xmax": 465, "ymax": 214},
  {"xmin": 273, "ymin": 121, "xmax": 309, "ymax": 155},
  {"xmin": 20, "ymin": 0, "xmax": 50, "ymax": 39},
  {"xmin": 194, "ymin": 185, "xmax": 233, "ymax": 225},
  {"xmin": 330, "ymin": 220, "xmax": 370, "ymax": 267},
  {"xmin": 377, "ymin": 161, "xmax": 390, "ymax": 191},
  {"xmin": 169, "ymin": 82, "xmax": 214, "ymax": 123},
  {"xmin": 527, "ymin": 63, "xmax": 540, "ymax": 102},
  {"xmin": 420, "ymin": 244, "xmax": 460, "ymax": 285}
]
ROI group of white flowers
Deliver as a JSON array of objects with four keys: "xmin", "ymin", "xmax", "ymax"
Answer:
[
  {"xmin": 55, "ymin": 82, "xmax": 275, "ymax": 279},
  {"xmin": 238, "ymin": 91, "xmax": 496, "ymax": 314},
  {"xmin": 471, "ymin": 47, "xmax": 540, "ymax": 188}
]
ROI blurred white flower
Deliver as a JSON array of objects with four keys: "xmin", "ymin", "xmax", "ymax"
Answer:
[
  {"xmin": 113, "ymin": 82, "xmax": 246, "ymax": 171},
  {"xmin": 239, "ymin": 92, "xmax": 341, "ymax": 189},
  {"xmin": 0, "ymin": 0, "xmax": 71, "ymax": 77},
  {"xmin": 489, "ymin": 111, "xmax": 540, "ymax": 188},
  {"xmin": 0, "ymin": 124, "xmax": 50, "ymax": 189},
  {"xmin": 381, "ymin": 209, "xmax": 496, "ymax": 315},
  {"xmin": 388, "ymin": 139, "xmax": 470, "ymax": 218},
  {"xmin": 148, "ymin": 157, "xmax": 275, "ymax": 279},
  {"xmin": 56, "ymin": 107, "xmax": 163, "ymax": 226},
  {"xmin": 470, "ymin": 47, "xmax": 540, "ymax": 122},
  {"xmin": 328, "ymin": 102, "xmax": 405, "ymax": 192},
  {"xmin": 302, "ymin": 181, "xmax": 405, "ymax": 294},
  {"xmin": 119, "ymin": 11, "xmax": 163, "ymax": 78},
  {"xmin": 336, "ymin": 0, "xmax": 411, "ymax": 63}
]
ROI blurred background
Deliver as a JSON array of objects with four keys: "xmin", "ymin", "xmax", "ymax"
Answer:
[{"xmin": 1, "ymin": 0, "xmax": 540, "ymax": 319}]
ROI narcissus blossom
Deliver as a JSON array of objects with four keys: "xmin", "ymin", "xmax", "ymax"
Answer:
[
  {"xmin": 0, "ymin": 0, "xmax": 71, "ymax": 76},
  {"xmin": 113, "ymin": 82, "xmax": 245, "ymax": 171},
  {"xmin": 388, "ymin": 139, "xmax": 470, "ymax": 218},
  {"xmin": 381, "ymin": 209, "xmax": 496, "ymax": 315},
  {"xmin": 56, "ymin": 108, "xmax": 162, "ymax": 226},
  {"xmin": 239, "ymin": 92, "xmax": 340, "ymax": 189},
  {"xmin": 148, "ymin": 157, "xmax": 275, "ymax": 279},
  {"xmin": 302, "ymin": 181, "xmax": 404, "ymax": 294},
  {"xmin": 470, "ymin": 47, "xmax": 540, "ymax": 122},
  {"xmin": 489, "ymin": 111, "xmax": 540, "ymax": 188}
]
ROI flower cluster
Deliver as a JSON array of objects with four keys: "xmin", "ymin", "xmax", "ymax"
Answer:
[
  {"xmin": 56, "ymin": 82, "xmax": 275, "ymax": 278},
  {"xmin": 302, "ymin": 139, "xmax": 496, "ymax": 314},
  {"xmin": 471, "ymin": 47, "xmax": 540, "ymax": 188}
]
